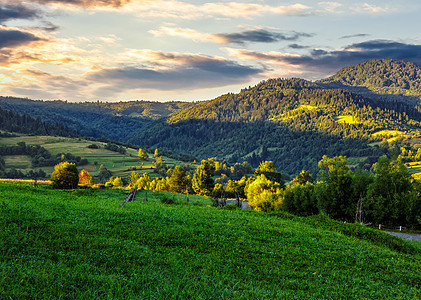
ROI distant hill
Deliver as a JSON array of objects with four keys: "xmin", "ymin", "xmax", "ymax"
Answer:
[
  {"xmin": 4, "ymin": 59, "xmax": 421, "ymax": 176},
  {"xmin": 0, "ymin": 97, "xmax": 194, "ymax": 142},
  {"xmin": 320, "ymin": 59, "xmax": 421, "ymax": 103}
]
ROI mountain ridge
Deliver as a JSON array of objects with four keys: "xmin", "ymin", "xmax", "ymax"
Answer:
[{"xmin": 2, "ymin": 59, "xmax": 421, "ymax": 176}]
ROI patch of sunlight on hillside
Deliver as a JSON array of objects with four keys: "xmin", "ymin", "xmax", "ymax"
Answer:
[
  {"xmin": 411, "ymin": 172, "xmax": 421, "ymax": 180},
  {"xmin": 372, "ymin": 130, "xmax": 403, "ymax": 137},
  {"xmin": 334, "ymin": 115, "xmax": 360, "ymax": 124},
  {"xmin": 372, "ymin": 130, "xmax": 409, "ymax": 142},
  {"xmin": 300, "ymin": 105, "xmax": 318, "ymax": 110},
  {"xmin": 405, "ymin": 161, "xmax": 421, "ymax": 174},
  {"xmin": 271, "ymin": 104, "xmax": 319, "ymax": 121}
]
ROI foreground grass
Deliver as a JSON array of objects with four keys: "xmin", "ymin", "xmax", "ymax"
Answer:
[{"xmin": 0, "ymin": 183, "xmax": 420, "ymax": 299}]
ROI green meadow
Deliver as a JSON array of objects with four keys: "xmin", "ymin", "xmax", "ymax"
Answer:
[
  {"xmin": 0, "ymin": 182, "xmax": 419, "ymax": 299},
  {"xmin": 0, "ymin": 135, "xmax": 192, "ymax": 179}
]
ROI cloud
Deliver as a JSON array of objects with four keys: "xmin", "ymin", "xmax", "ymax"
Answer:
[
  {"xmin": 149, "ymin": 26, "xmax": 222, "ymax": 43},
  {"xmin": 125, "ymin": 1, "xmax": 314, "ymax": 19},
  {"xmin": 216, "ymin": 29, "xmax": 313, "ymax": 45},
  {"xmin": 7, "ymin": 69, "xmax": 90, "ymax": 99},
  {"xmin": 9, "ymin": 0, "xmax": 131, "ymax": 9},
  {"xmin": 0, "ymin": 27, "xmax": 42, "ymax": 49},
  {"xmin": 226, "ymin": 40, "xmax": 421, "ymax": 78},
  {"xmin": 201, "ymin": 2, "xmax": 313, "ymax": 17},
  {"xmin": 288, "ymin": 43, "xmax": 310, "ymax": 49},
  {"xmin": 150, "ymin": 26, "xmax": 313, "ymax": 45},
  {"xmin": 39, "ymin": 21, "xmax": 60, "ymax": 32},
  {"xmin": 318, "ymin": 2, "xmax": 342, "ymax": 13},
  {"xmin": 86, "ymin": 50, "xmax": 263, "ymax": 92},
  {"xmin": 341, "ymin": 33, "xmax": 370, "ymax": 39},
  {"xmin": 0, "ymin": 3, "xmax": 43, "ymax": 23},
  {"xmin": 351, "ymin": 3, "xmax": 391, "ymax": 14}
]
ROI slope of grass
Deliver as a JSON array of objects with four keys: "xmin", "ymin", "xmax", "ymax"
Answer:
[
  {"xmin": 0, "ymin": 182, "xmax": 419, "ymax": 299},
  {"xmin": 0, "ymin": 134, "xmax": 193, "ymax": 179}
]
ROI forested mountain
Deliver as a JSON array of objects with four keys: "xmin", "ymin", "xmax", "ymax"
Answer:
[
  {"xmin": 320, "ymin": 59, "xmax": 421, "ymax": 102},
  {"xmin": 85, "ymin": 100, "xmax": 195, "ymax": 119},
  {"xmin": 2, "ymin": 59, "xmax": 421, "ymax": 177},
  {"xmin": 131, "ymin": 69, "xmax": 421, "ymax": 176},
  {"xmin": 0, "ymin": 97, "xmax": 193, "ymax": 141},
  {"xmin": 0, "ymin": 106, "xmax": 77, "ymax": 137}
]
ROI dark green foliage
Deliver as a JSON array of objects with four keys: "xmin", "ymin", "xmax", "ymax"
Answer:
[
  {"xmin": 283, "ymin": 183, "xmax": 318, "ymax": 216},
  {"xmin": 98, "ymin": 164, "xmax": 112, "ymax": 183},
  {"xmin": 50, "ymin": 162, "xmax": 79, "ymax": 189},
  {"xmin": 365, "ymin": 156, "xmax": 421, "ymax": 226},
  {"xmin": 282, "ymin": 156, "xmax": 420, "ymax": 227},
  {"xmin": 133, "ymin": 76, "xmax": 418, "ymax": 175},
  {"xmin": 0, "ymin": 106, "xmax": 77, "ymax": 137},
  {"xmin": 87, "ymin": 144, "xmax": 99, "ymax": 149},
  {"xmin": 105, "ymin": 143, "xmax": 126, "ymax": 154},
  {"xmin": 192, "ymin": 160, "xmax": 215, "ymax": 195},
  {"xmin": 0, "ymin": 97, "xmax": 192, "ymax": 142},
  {"xmin": 322, "ymin": 59, "xmax": 421, "ymax": 98},
  {"xmin": 315, "ymin": 156, "xmax": 355, "ymax": 221}
]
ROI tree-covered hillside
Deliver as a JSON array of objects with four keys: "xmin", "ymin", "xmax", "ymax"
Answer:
[
  {"xmin": 0, "ymin": 106, "xmax": 77, "ymax": 137},
  {"xmin": 0, "ymin": 97, "xmax": 194, "ymax": 141},
  {"xmin": 321, "ymin": 59, "xmax": 421, "ymax": 99},
  {"xmin": 4, "ymin": 59, "xmax": 421, "ymax": 177},
  {"xmin": 131, "ymin": 76, "xmax": 421, "ymax": 176}
]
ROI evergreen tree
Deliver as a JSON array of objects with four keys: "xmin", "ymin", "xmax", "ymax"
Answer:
[
  {"xmin": 192, "ymin": 160, "xmax": 215, "ymax": 195},
  {"xmin": 168, "ymin": 166, "xmax": 188, "ymax": 193}
]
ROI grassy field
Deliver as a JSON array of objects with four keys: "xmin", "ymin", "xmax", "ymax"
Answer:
[
  {"xmin": 0, "ymin": 134, "xmax": 194, "ymax": 179},
  {"xmin": 0, "ymin": 182, "xmax": 419, "ymax": 299}
]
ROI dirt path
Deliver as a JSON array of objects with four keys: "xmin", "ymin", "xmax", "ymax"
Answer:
[{"xmin": 386, "ymin": 232, "xmax": 421, "ymax": 242}]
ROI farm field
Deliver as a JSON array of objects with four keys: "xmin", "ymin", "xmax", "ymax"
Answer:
[
  {"xmin": 0, "ymin": 134, "xmax": 194, "ymax": 179},
  {"xmin": 0, "ymin": 182, "xmax": 419, "ymax": 299}
]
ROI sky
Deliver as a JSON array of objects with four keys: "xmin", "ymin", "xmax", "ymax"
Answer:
[{"xmin": 1, "ymin": 0, "xmax": 421, "ymax": 102}]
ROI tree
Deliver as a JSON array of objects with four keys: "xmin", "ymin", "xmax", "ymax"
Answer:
[
  {"xmin": 283, "ymin": 183, "xmax": 317, "ymax": 216},
  {"xmin": 135, "ymin": 173, "xmax": 151, "ymax": 190},
  {"xmin": 51, "ymin": 161, "xmax": 79, "ymax": 189},
  {"xmin": 167, "ymin": 166, "xmax": 188, "ymax": 193},
  {"xmin": 315, "ymin": 156, "xmax": 354, "ymax": 221},
  {"xmin": 246, "ymin": 174, "xmax": 282, "ymax": 212},
  {"xmin": 78, "ymin": 169, "xmax": 93, "ymax": 186},
  {"xmin": 291, "ymin": 170, "xmax": 314, "ymax": 186},
  {"xmin": 192, "ymin": 160, "xmax": 215, "ymax": 195},
  {"xmin": 254, "ymin": 161, "xmax": 284, "ymax": 187},
  {"xmin": 129, "ymin": 171, "xmax": 141, "ymax": 187},
  {"xmin": 365, "ymin": 156, "xmax": 419, "ymax": 226},
  {"xmin": 138, "ymin": 148, "xmax": 148, "ymax": 160},
  {"xmin": 98, "ymin": 164, "xmax": 112, "ymax": 183},
  {"xmin": 112, "ymin": 176, "xmax": 124, "ymax": 188}
]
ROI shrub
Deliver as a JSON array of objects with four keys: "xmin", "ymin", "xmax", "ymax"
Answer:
[
  {"xmin": 51, "ymin": 161, "xmax": 79, "ymax": 189},
  {"xmin": 78, "ymin": 169, "xmax": 94, "ymax": 187}
]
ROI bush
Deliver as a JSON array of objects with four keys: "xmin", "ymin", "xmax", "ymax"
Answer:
[
  {"xmin": 51, "ymin": 162, "xmax": 79, "ymax": 189},
  {"xmin": 78, "ymin": 169, "xmax": 94, "ymax": 187}
]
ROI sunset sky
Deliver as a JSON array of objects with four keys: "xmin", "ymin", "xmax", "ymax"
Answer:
[{"xmin": 1, "ymin": 0, "xmax": 421, "ymax": 102}]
